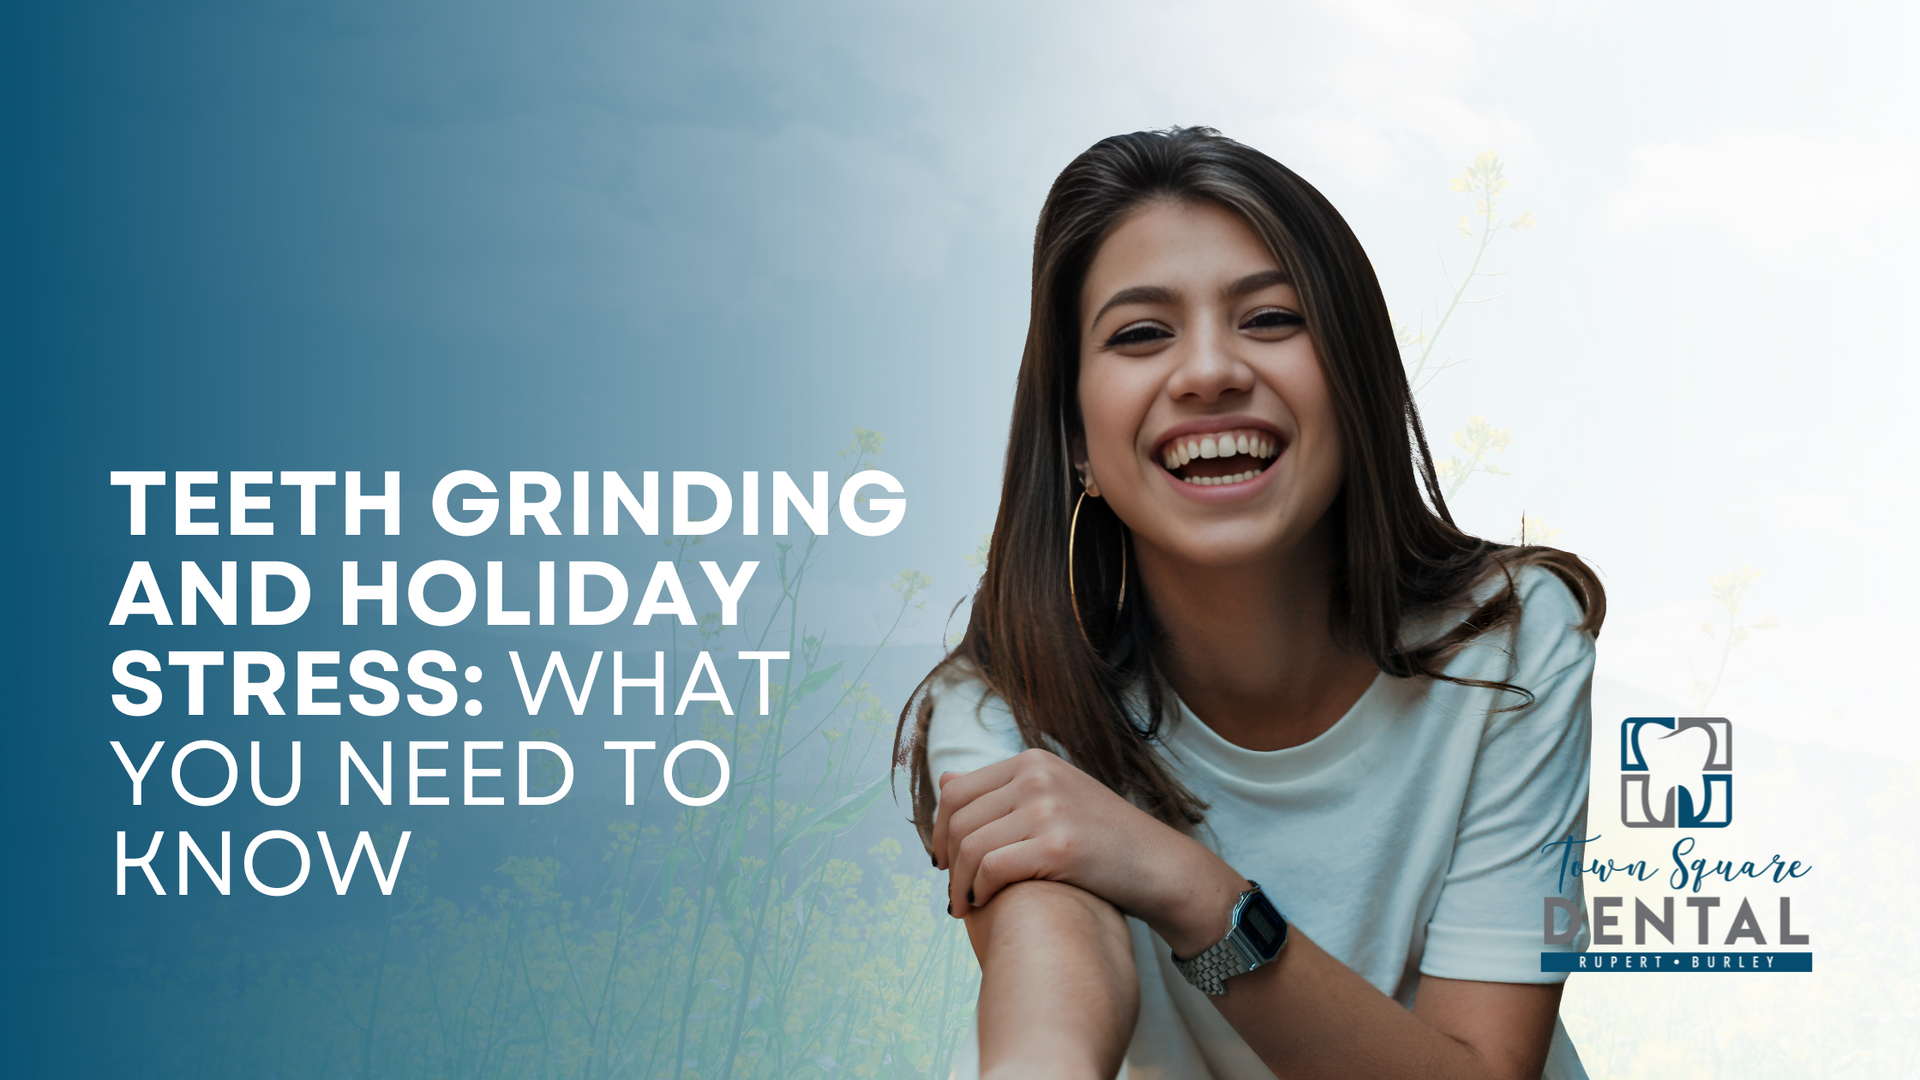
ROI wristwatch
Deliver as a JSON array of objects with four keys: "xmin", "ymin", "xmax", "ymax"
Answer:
[{"xmin": 1173, "ymin": 881, "xmax": 1289, "ymax": 996}]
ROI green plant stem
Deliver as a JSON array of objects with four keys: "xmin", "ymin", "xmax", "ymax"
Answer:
[
  {"xmin": 1696, "ymin": 588, "xmax": 1744, "ymax": 712},
  {"xmin": 1407, "ymin": 181, "xmax": 1501, "ymax": 394},
  {"xmin": 361, "ymin": 897, "xmax": 394, "ymax": 1079}
]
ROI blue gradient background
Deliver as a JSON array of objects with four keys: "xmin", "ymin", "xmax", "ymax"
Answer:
[
  {"xmin": 7, "ymin": 1, "xmax": 1917, "ymax": 1075},
  {"xmin": 8, "ymin": 4, "xmax": 987, "ymax": 1071}
]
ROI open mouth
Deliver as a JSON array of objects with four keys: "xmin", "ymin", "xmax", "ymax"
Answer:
[{"xmin": 1156, "ymin": 427, "xmax": 1281, "ymax": 486}]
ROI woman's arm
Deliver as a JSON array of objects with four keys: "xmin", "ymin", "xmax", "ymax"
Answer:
[
  {"xmin": 936, "ymin": 753, "xmax": 1562, "ymax": 1080},
  {"xmin": 965, "ymin": 880, "xmax": 1138, "ymax": 1080},
  {"xmin": 1211, "ymin": 934, "xmax": 1562, "ymax": 1080}
]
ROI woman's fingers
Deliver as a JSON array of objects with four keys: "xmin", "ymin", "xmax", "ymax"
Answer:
[
  {"xmin": 933, "ymin": 749, "xmax": 1111, "ymax": 914},
  {"xmin": 964, "ymin": 835, "xmax": 1075, "ymax": 912},
  {"xmin": 944, "ymin": 781, "xmax": 1023, "ymax": 874},
  {"xmin": 929, "ymin": 754, "xmax": 1027, "ymax": 868},
  {"xmin": 929, "ymin": 772, "xmax": 961, "ymax": 869},
  {"xmin": 948, "ymin": 812, "xmax": 1035, "ymax": 916},
  {"xmin": 933, "ymin": 747, "xmax": 1214, "ymax": 935}
]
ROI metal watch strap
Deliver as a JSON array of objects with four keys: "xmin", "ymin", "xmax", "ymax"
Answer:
[{"xmin": 1173, "ymin": 881, "xmax": 1285, "ymax": 996}]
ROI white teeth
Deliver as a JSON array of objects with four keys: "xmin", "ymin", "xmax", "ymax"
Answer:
[
  {"xmin": 1179, "ymin": 466, "xmax": 1266, "ymax": 486},
  {"xmin": 1162, "ymin": 430, "xmax": 1282, "ymax": 476}
]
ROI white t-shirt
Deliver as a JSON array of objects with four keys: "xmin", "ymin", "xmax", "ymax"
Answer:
[{"xmin": 927, "ymin": 565, "xmax": 1593, "ymax": 1080}]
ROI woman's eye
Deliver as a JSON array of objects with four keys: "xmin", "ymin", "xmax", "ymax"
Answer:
[
  {"xmin": 1240, "ymin": 307, "xmax": 1304, "ymax": 332},
  {"xmin": 1105, "ymin": 321, "xmax": 1173, "ymax": 347}
]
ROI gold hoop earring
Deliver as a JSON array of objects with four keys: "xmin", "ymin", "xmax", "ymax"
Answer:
[{"xmin": 1068, "ymin": 491, "xmax": 1127, "ymax": 642}]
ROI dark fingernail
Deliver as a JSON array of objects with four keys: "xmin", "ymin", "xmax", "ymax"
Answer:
[
  {"xmin": 930, "ymin": 853, "xmax": 938, "ymax": 868},
  {"xmin": 946, "ymin": 900, "xmax": 952, "ymax": 916},
  {"xmin": 966, "ymin": 888, "xmax": 975, "ymax": 905}
]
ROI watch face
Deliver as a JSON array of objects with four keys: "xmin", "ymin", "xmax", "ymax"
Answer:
[{"xmin": 1238, "ymin": 891, "xmax": 1287, "ymax": 958}]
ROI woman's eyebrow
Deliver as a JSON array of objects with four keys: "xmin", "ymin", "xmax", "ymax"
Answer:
[
  {"xmin": 1091, "ymin": 284, "xmax": 1178, "ymax": 325},
  {"xmin": 1090, "ymin": 270, "xmax": 1291, "ymax": 326},
  {"xmin": 1224, "ymin": 269, "xmax": 1291, "ymax": 299}
]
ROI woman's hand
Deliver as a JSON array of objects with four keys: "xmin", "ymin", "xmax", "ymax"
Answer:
[
  {"xmin": 939, "ymin": 749, "xmax": 1565, "ymax": 1080},
  {"xmin": 931, "ymin": 748, "xmax": 1246, "ymax": 957}
]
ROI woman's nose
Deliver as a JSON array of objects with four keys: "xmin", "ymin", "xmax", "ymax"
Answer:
[{"xmin": 1165, "ymin": 325, "xmax": 1256, "ymax": 402}]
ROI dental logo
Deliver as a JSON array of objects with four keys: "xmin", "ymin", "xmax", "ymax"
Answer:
[{"xmin": 1620, "ymin": 718, "xmax": 1733, "ymax": 828}]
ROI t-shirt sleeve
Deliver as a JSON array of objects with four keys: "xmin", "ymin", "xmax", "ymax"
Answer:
[
  {"xmin": 1420, "ymin": 567, "xmax": 1595, "ymax": 985},
  {"xmin": 923, "ymin": 671, "xmax": 1032, "ymax": 819}
]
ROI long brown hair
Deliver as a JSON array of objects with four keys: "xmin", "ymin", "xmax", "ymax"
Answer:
[{"xmin": 895, "ymin": 127, "xmax": 1603, "ymax": 842}]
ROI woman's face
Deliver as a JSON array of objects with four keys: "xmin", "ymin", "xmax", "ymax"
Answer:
[{"xmin": 1076, "ymin": 199, "xmax": 1344, "ymax": 573}]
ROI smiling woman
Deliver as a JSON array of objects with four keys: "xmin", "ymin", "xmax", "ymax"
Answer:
[{"xmin": 894, "ymin": 128, "xmax": 1607, "ymax": 1080}]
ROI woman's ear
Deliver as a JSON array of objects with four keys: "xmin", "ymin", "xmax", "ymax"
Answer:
[
  {"xmin": 1075, "ymin": 461, "xmax": 1102, "ymax": 498},
  {"xmin": 1070, "ymin": 433, "xmax": 1102, "ymax": 497}
]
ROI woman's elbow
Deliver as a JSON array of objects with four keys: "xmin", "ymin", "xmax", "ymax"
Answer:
[{"xmin": 966, "ymin": 881, "xmax": 1139, "ymax": 1080}]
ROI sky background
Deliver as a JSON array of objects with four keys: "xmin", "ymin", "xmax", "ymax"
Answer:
[
  {"xmin": 6, "ymin": 0, "xmax": 1916, "ymax": 1074},
  {"xmin": 21, "ymin": 0, "xmax": 1915, "ymax": 749}
]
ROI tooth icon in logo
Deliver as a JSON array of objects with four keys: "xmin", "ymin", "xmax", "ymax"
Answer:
[{"xmin": 1620, "ymin": 717, "xmax": 1733, "ymax": 829}]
